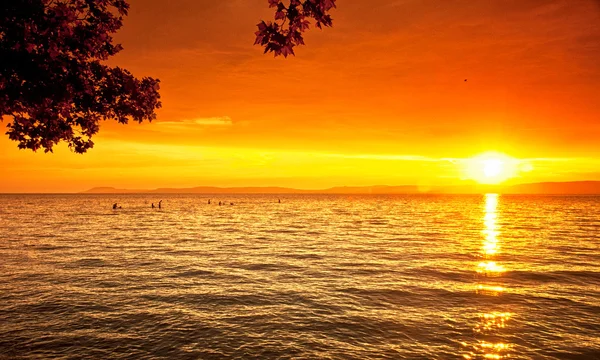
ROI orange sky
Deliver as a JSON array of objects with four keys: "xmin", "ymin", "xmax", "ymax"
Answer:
[{"xmin": 2, "ymin": 0, "xmax": 600, "ymax": 192}]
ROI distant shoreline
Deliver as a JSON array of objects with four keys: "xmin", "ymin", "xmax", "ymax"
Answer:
[
  {"xmin": 3, "ymin": 181, "xmax": 599, "ymax": 195},
  {"xmin": 79, "ymin": 181, "xmax": 600, "ymax": 195}
]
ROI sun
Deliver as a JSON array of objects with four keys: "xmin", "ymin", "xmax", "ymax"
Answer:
[
  {"xmin": 483, "ymin": 158, "xmax": 503, "ymax": 178},
  {"xmin": 465, "ymin": 152, "xmax": 518, "ymax": 184}
]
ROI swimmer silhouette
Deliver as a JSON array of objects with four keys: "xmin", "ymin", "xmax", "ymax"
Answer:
[
  {"xmin": 278, "ymin": 198, "xmax": 281, "ymax": 203},
  {"xmin": 113, "ymin": 203, "xmax": 118, "ymax": 209},
  {"xmin": 151, "ymin": 203, "xmax": 155, "ymax": 209},
  {"xmin": 219, "ymin": 201, "xmax": 222, "ymax": 206},
  {"xmin": 208, "ymin": 199, "xmax": 211, "ymax": 204},
  {"xmin": 158, "ymin": 200, "xmax": 163, "ymax": 209}
]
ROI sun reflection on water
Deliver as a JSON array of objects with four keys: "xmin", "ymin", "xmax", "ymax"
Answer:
[
  {"xmin": 464, "ymin": 194, "xmax": 512, "ymax": 359},
  {"xmin": 477, "ymin": 194, "xmax": 506, "ymax": 281},
  {"xmin": 474, "ymin": 312, "xmax": 512, "ymax": 333},
  {"xmin": 482, "ymin": 196, "xmax": 499, "ymax": 256},
  {"xmin": 477, "ymin": 261, "xmax": 505, "ymax": 275},
  {"xmin": 476, "ymin": 284, "xmax": 504, "ymax": 296}
]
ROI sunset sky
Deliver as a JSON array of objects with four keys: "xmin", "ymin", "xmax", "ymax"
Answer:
[{"xmin": 2, "ymin": 0, "xmax": 600, "ymax": 192}]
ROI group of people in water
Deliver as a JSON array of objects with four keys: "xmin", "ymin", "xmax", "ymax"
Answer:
[
  {"xmin": 151, "ymin": 200, "xmax": 163, "ymax": 209},
  {"xmin": 207, "ymin": 199, "xmax": 234, "ymax": 206},
  {"xmin": 113, "ymin": 198, "xmax": 281, "ymax": 210},
  {"xmin": 113, "ymin": 200, "xmax": 162, "ymax": 210}
]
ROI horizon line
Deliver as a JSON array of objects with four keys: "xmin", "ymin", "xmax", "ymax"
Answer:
[{"xmin": 3, "ymin": 180, "xmax": 600, "ymax": 195}]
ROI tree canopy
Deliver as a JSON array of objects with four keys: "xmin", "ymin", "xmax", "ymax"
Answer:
[
  {"xmin": 1, "ymin": 0, "xmax": 161, "ymax": 153},
  {"xmin": 255, "ymin": 0, "xmax": 337, "ymax": 57},
  {"xmin": 0, "ymin": 0, "xmax": 335, "ymax": 153}
]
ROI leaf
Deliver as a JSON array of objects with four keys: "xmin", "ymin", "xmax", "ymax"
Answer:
[{"xmin": 255, "ymin": 0, "xmax": 336, "ymax": 57}]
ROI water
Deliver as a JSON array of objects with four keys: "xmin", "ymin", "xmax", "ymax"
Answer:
[{"xmin": 1, "ymin": 194, "xmax": 599, "ymax": 359}]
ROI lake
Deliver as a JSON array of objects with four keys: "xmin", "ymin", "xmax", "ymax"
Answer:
[{"xmin": 1, "ymin": 194, "xmax": 599, "ymax": 359}]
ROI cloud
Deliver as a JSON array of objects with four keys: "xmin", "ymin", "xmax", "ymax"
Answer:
[
  {"xmin": 325, "ymin": 153, "xmax": 436, "ymax": 161},
  {"xmin": 189, "ymin": 116, "xmax": 233, "ymax": 126},
  {"xmin": 157, "ymin": 116, "xmax": 233, "ymax": 127}
]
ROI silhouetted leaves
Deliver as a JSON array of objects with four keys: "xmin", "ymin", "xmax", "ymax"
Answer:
[
  {"xmin": 0, "ymin": 0, "xmax": 161, "ymax": 153},
  {"xmin": 1, "ymin": 0, "xmax": 336, "ymax": 153},
  {"xmin": 255, "ymin": 0, "xmax": 336, "ymax": 57}
]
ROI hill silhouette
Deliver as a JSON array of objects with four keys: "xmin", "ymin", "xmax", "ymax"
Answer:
[{"xmin": 82, "ymin": 181, "xmax": 600, "ymax": 195}]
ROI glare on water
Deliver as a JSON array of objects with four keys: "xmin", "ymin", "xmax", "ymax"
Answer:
[{"xmin": 465, "ymin": 194, "xmax": 512, "ymax": 360}]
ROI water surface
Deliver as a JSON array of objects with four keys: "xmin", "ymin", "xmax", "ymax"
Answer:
[{"xmin": 1, "ymin": 194, "xmax": 599, "ymax": 359}]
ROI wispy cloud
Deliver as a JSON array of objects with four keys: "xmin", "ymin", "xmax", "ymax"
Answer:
[
  {"xmin": 157, "ymin": 116, "xmax": 233, "ymax": 127},
  {"xmin": 324, "ymin": 153, "xmax": 436, "ymax": 161}
]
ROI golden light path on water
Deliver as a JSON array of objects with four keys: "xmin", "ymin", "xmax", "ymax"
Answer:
[{"xmin": 464, "ymin": 194, "xmax": 512, "ymax": 360}]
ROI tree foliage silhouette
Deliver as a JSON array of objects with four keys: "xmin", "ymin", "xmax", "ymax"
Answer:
[
  {"xmin": 255, "ymin": 0, "xmax": 336, "ymax": 57},
  {"xmin": 0, "ymin": 0, "xmax": 336, "ymax": 153},
  {"xmin": 0, "ymin": 0, "xmax": 161, "ymax": 153}
]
